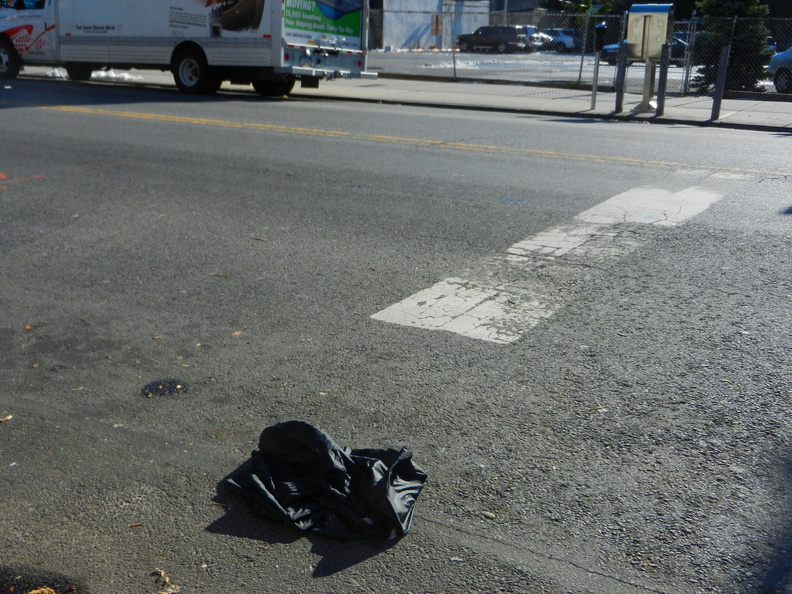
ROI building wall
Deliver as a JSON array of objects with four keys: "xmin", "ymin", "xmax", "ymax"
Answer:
[{"xmin": 379, "ymin": 0, "xmax": 490, "ymax": 50}]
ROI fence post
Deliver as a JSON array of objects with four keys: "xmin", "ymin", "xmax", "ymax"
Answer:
[
  {"xmin": 577, "ymin": 11, "xmax": 592, "ymax": 84},
  {"xmin": 681, "ymin": 14, "xmax": 696, "ymax": 96},
  {"xmin": 613, "ymin": 12, "xmax": 628, "ymax": 113},
  {"xmin": 614, "ymin": 41, "xmax": 627, "ymax": 113},
  {"xmin": 656, "ymin": 43, "xmax": 669, "ymax": 116},
  {"xmin": 710, "ymin": 44, "xmax": 730, "ymax": 121}
]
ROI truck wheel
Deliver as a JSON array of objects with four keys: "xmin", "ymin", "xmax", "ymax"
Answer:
[
  {"xmin": 774, "ymin": 69, "xmax": 792, "ymax": 94},
  {"xmin": 459, "ymin": 42, "xmax": 470, "ymax": 52},
  {"xmin": 172, "ymin": 48, "xmax": 220, "ymax": 95},
  {"xmin": 252, "ymin": 78, "xmax": 295, "ymax": 97},
  {"xmin": 0, "ymin": 39, "xmax": 21, "ymax": 80},
  {"xmin": 496, "ymin": 42, "xmax": 507, "ymax": 54},
  {"xmin": 65, "ymin": 65, "xmax": 93, "ymax": 81}
]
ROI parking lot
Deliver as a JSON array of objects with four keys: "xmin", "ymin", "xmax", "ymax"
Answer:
[{"xmin": 367, "ymin": 49, "xmax": 780, "ymax": 97}]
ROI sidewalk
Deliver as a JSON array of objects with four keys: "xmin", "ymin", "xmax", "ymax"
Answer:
[{"xmin": 293, "ymin": 74, "xmax": 792, "ymax": 133}]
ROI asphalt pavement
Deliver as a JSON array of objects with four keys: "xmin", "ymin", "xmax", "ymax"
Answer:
[{"xmin": 5, "ymin": 66, "xmax": 792, "ymax": 593}]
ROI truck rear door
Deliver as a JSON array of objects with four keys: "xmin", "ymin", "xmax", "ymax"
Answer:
[{"xmin": 278, "ymin": 0, "xmax": 373, "ymax": 79}]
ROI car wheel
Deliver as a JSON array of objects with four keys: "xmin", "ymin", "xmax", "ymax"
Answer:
[
  {"xmin": 496, "ymin": 42, "xmax": 507, "ymax": 54},
  {"xmin": 0, "ymin": 39, "xmax": 21, "ymax": 80},
  {"xmin": 459, "ymin": 42, "xmax": 470, "ymax": 52},
  {"xmin": 774, "ymin": 69, "xmax": 792, "ymax": 94}
]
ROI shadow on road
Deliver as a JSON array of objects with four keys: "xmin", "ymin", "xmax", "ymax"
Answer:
[
  {"xmin": 206, "ymin": 467, "xmax": 397, "ymax": 578},
  {"xmin": 754, "ymin": 454, "xmax": 792, "ymax": 593},
  {"xmin": 0, "ymin": 565, "xmax": 88, "ymax": 593},
  {"xmin": 1, "ymin": 75, "xmax": 286, "ymax": 110}
]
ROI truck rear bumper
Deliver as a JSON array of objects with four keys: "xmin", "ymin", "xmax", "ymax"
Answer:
[{"xmin": 273, "ymin": 67, "xmax": 377, "ymax": 80}]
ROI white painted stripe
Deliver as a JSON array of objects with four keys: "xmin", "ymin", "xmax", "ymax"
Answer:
[
  {"xmin": 372, "ymin": 187, "xmax": 722, "ymax": 344},
  {"xmin": 371, "ymin": 278, "xmax": 558, "ymax": 344},
  {"xmin": 507, "ymin": 186, "xmax": 722, "ymax": 259}
]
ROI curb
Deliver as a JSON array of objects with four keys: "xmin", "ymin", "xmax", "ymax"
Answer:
[
  {"xmin": 292, "ymin": 87, "xmax": 790, "ymax": 134},
  {"xmin": 376, "ymin": 71, "xmax": 616, "ymax": 93}
]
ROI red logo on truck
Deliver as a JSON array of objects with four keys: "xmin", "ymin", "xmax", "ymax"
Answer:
[{"xmin": 4, "ymin": 23, "xmax": 54, "ymax": 53}]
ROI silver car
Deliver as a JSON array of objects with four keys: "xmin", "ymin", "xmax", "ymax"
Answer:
[
  {"xmin": 768, "ymin": 46, "xmax": 792, "ymax": 93},
  {"xmin": 539, "ymin": 28, "xmax": 578, "ymax": 52}
]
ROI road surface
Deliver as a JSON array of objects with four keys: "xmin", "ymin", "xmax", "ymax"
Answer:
[{"xmin": 1, "ymin": 74, "xmax": 791, "ymax": 593}]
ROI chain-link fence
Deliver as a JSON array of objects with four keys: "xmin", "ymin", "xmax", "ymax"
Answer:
[
  {"xmin": 367, "ymin": 11, "xmax": 792, "ymax": 99},
  {"xmin": 690, "ymin": 17, "xmax": 792, "ymax": 94}
]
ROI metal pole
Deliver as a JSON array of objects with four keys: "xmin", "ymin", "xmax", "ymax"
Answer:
[
  {"xmin": 578, "ymin": 12, "xmax": 592, "ymax": 84},
  {"xmin": 614, "ymin": 41, "xmax": 627, "ymax": 113},
  {"xmin": 681, "ymin": 12, "xmax": 696, "ymax": 96},
  {"xmin": 591, "ymin": 51, "xmax": 600, "ymax": 109},
  {"xmin": 452, "ymin": 4, "xmax": 457, "ymax": 80},
  {"xmin": 711, "ymin": 44, "xmax": 730, "ymax": 121},
  {"xmin": 656, "ymin": 43, "xmax": 669, "ymax": 116}
]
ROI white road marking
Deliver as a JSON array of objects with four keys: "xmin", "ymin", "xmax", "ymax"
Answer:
[
  {"xmin": 371, "ymin": 277, "xmax": 558, "ymax": 344},
  {"xmin": 372, "ymin": 187, "xmax": 722, "ymax": 344}
]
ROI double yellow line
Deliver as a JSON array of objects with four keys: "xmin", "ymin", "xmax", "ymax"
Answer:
[{"xmin": 38, "ymin": 104, "xmax": 790, "ymax": 176}]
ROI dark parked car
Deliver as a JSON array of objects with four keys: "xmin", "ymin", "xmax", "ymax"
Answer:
[
  {"xmin": 599, "ymin": 36, "xmax": 688, "ymax": 67},
  {"xmin": 457, "ymin": 26, "xmax": 528, "ymax": 53}
]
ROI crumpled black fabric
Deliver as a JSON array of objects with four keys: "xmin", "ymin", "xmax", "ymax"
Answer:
[{"xmin": 226, "ymin": 421, "xmax": 428, "ymax": 540}]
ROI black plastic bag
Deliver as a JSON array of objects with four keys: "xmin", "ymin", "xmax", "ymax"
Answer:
[{"xmin": 226, "ymin": 421, "xmax": 428, "ymax": 540}]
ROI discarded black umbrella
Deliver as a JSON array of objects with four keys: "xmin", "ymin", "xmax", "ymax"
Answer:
[{"xmin": 226, "ymin": 420, "xmax": 428, "ymax": 540}]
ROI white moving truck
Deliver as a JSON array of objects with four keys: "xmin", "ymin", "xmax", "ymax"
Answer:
[{"xmin": 0, "ymin": 0, "xmax": 374, "ymax": 95}]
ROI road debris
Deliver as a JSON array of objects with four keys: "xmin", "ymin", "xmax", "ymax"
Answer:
[
  {"xmin": 141, "ymin": 380, "xmax": 186, "ymax": 398},
  {"xmin": 226, "ymin": 420, "xmax": 427, "ymax": 540},
  {"xmin": 152, "ymin": 568, "xmax": 180, "ymax": 594}
]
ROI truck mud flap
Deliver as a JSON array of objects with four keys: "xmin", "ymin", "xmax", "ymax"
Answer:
[{"xmin": 300, "ymin": 76, "xmax": 320, "ymax": 89}]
